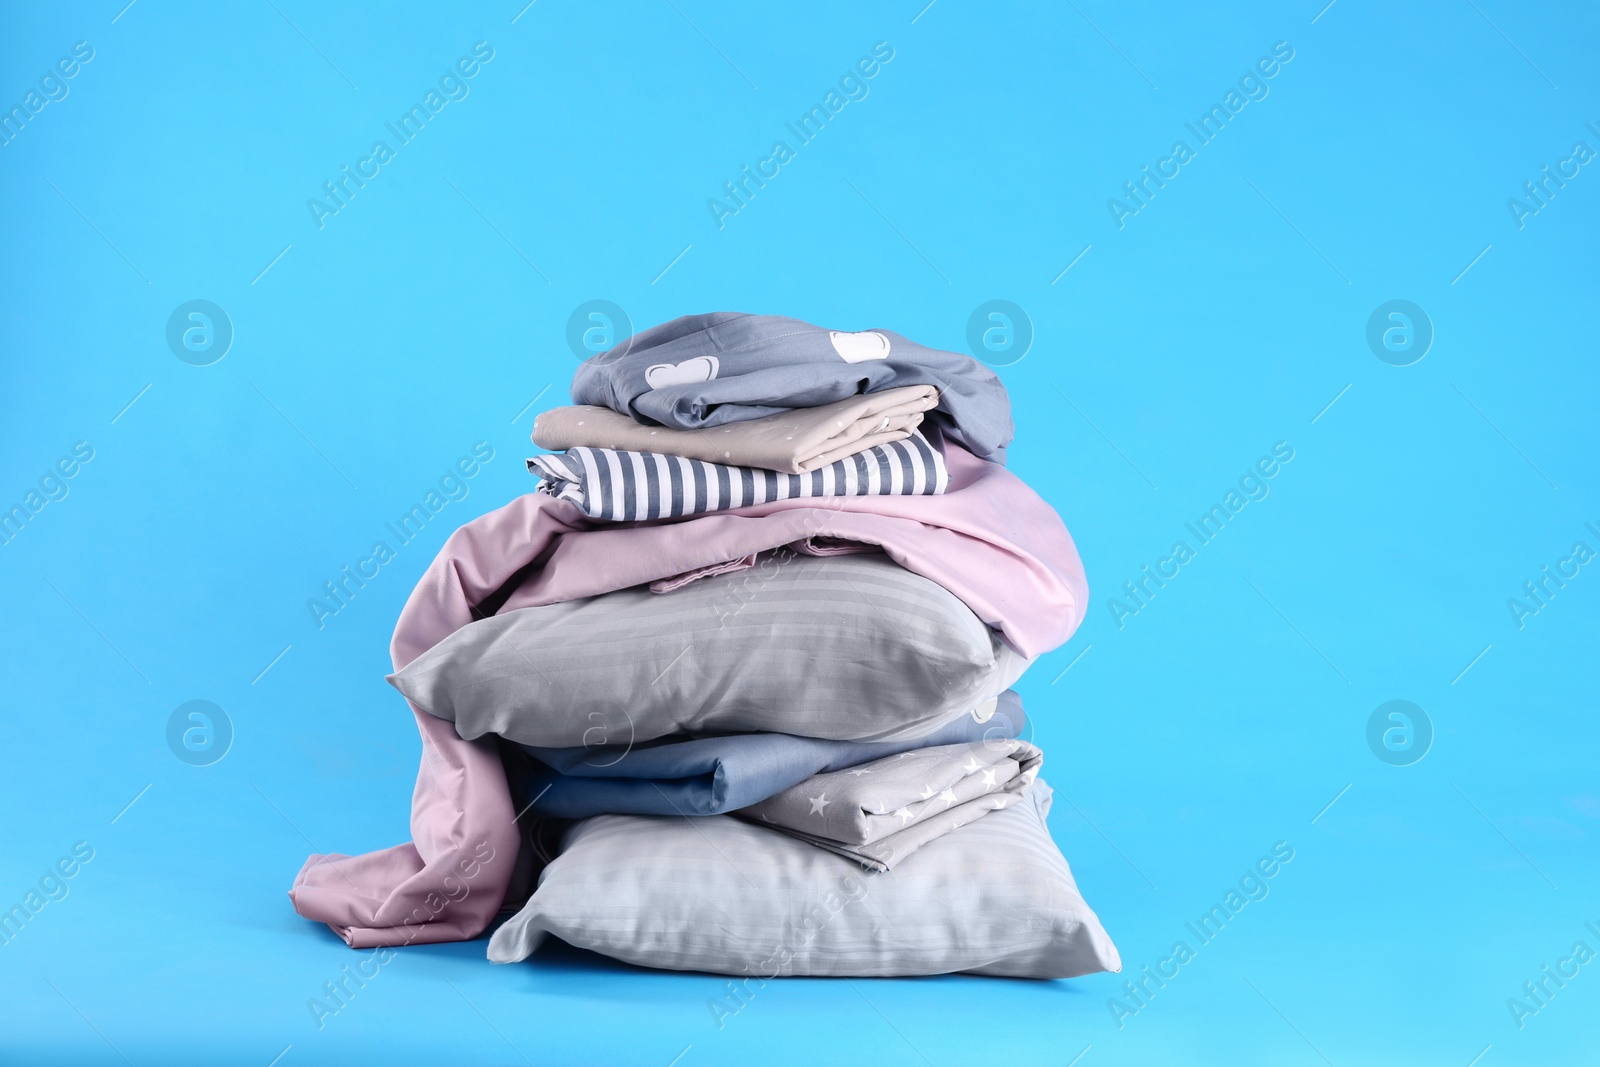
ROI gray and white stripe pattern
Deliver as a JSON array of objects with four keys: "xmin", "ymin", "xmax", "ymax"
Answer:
[{"xmin": 527, "ymin": 431, "xmax": 947, "ymax": 522}]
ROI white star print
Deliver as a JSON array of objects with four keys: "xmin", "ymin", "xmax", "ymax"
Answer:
[
  {"xmin": 892, "ymin": 807, "xmax": 915, "ymax": 825},
  {"xmin": 918, "ymin": 784, "xmax": 936, "ymax": 800},
  {"xmin": 962, "ymin": 756, "xmax": 981, "ymax": 774},
  {"xmin": 846, "ymin": 767, "xmax": 873, "ymax": 777},
  {"xmin": 981, "ymin": 768, "xmax": 997, "ymax": 790},
  {"xmin": 808, "ymin": 793, "xmax": 831, "ymax": 816},
  {"xmin": 938, "ymin": 788, "xmax": 958, "ymax": 808}
]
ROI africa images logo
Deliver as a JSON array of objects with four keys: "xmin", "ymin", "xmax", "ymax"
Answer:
[{"xmin": 306, "ymin": 42, "xmax": 495, "ymax": 230}]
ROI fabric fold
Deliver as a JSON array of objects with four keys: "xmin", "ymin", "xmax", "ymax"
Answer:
[
  {"xmin": 527, "ymin": 430, "xmax": 947, "ymax": 522},
  {"xmin": 570, "ymin": 312, "xmax": 1013, "ymax": 462},
  {"xmin": 517, "ymin": 691, "xmax": 1026, "ymax": 819},
  {"xmin": 289, "ymin": 442, "xmax": 1086, "ymax": 947},
  {"xmin": 532, "ymin": 385, "xmax": 939, "ymax": 474},
  {"xmin": 737, "ymin": 739, "xmax": 1042, "ymax": 871}
]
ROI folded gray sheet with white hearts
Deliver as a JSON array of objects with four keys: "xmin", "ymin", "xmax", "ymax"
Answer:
[{"xmin": 570, "ymin": 312, "xmax": 1014, "ymax": 462}]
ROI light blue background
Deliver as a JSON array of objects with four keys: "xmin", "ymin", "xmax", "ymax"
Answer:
[{"xmin": 2, "ymin": 1, "xmax": 1596, "ymax": 1064}]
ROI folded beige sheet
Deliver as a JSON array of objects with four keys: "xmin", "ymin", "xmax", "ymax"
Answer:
[{"xmin": 531, "ymin": 385, "xmax": 939, "ymax": 474}]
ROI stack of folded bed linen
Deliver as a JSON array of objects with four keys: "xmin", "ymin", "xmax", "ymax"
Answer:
[{"xmin": 289, "ymin": 312, "xmax": 1121, "ymax": 980}]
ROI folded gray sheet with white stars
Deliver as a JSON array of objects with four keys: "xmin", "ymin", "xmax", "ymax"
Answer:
[{"xmin": 736, "ymin": 739, "xmax": 1042, "ymax": 871}]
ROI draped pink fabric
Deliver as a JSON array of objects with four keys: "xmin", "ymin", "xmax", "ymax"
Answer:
[{"xmin": 289, "ymin": 445, "xmax": 1087, "ymax": 947}]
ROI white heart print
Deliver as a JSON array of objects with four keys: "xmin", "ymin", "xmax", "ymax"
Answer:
[
  {"xmin": 644, "ymin": 356, "xmax": 720, "ymax": 390},
  {"xmin": 829, "ymin": 330, "xmax": 892, "ymax": 363}
]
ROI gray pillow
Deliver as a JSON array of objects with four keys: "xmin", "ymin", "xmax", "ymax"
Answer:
[
  {"xmin": 389, "ymin": 552, "xmax": 1029, "ymax": 747},
  {"xmin": 487, "ymin": 780, "xmax": 1121, "ymax": 980}
]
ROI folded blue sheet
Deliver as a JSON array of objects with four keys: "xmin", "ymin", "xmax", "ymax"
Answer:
[{"xmin": 518, "ymin": 691, "xmax": 1025, "ymax": 818}]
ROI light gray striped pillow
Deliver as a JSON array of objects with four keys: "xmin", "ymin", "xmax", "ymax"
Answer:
[
  {"xmin": 487, "ymin": 780, "xmax": 1122, "ymax": 980},
  {"xmin": 389, "ymin": 552, "xmax": 1030, "ymax": 747}
]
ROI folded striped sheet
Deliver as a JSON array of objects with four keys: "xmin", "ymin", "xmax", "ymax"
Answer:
[{"xmin": 527, "ymin": 431, "xmax": 948, "ymax": 522}]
